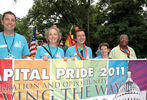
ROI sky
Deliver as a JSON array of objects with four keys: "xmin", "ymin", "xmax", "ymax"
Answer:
[
  {"xmin": 0, "ymin": 0, "xmax": 146, "ymax": 19},
  {"xmin": 0, "ymin": 0, "xmax": 99, "ymax": 19},
  {"xmin": 0, "ymin": 0, "xmax": 34, "ymax": 18}
]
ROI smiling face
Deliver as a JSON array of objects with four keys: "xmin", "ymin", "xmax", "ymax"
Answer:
[
  {"xmin": 119, "ymin": 34, "xmax": 129, "ymax": 47},
  {"xmin": 2, "ymin": 13, "xmax": 16, "ymax": 32},
  {"xmin": 76, "ymin": 31, "xmax": 86, "ymax": 45},
  {"xmin": 100, "ymin": 46, "xmax": 109, "ymax": 56},
  {"xmin": 48, "ymin": 28, "xmax": 59, "ymax": 44}
]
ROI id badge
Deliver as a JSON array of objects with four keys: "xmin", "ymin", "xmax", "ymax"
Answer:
[{"xmin": 5, "ymin": 53, "xmax": 15, "ymax": 59}]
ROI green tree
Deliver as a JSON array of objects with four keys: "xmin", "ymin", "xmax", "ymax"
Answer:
[
  {"xmin": 15, "ymin": 17, "xmax": 32, "ymax": 42},
  {"xmin": 0, "ymin": 14, "xmax": 4, "ymax": 32},
  {"xmin": 94, "ymin": 0, "xmax": 147, "ymax": 58},
  {"xmin": 27, "ymin": 0, "xmax": 147, "ymax": 58},
  {"xmin": 27, "ymin": 0, "xmax": 97, "ymax": 43}
]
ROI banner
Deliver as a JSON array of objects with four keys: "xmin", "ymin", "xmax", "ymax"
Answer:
[{"xmin": 0, "ymin": 59, "xmax": 146, "ymax": 100}]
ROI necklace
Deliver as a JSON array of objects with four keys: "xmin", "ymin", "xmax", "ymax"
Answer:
[
  {"xmin": 48, "ymin": 44, "xmax": 58, "ymax": 59},
  {"xmin": 75, "ymin": 43, "xmax": 87, "ymax": 60},
  {"xmin": 2, "ymin": 33, "xmax": 16, "ymax": 55},
  {"xmin": 119, "ymin": 45, "xmax": 130, "ymax": 58}
]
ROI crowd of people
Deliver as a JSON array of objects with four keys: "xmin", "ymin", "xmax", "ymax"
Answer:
[{"xmin": 0, "ymin": 11, "xmax": 143, "ymax": 60}]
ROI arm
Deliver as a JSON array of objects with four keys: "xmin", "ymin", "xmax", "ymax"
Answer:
[
  {"xmin": 109, "ymin": 49, "xmax": 115, "ymax": 59},
  {"xmin": 22, "ymin": 37, "xmax": 30, "ymax": 58},
  {"xmin": 65, "ymin": 49, "xmax": 71, "ymax": 57},
  {"xmin": 22, "ymin": 55, "xmax": 29, "ymax": 59},
  {"xmin": 131, "ymin": 48, "xmax": 137, "ymax": 59},
  {"xmin": 89, "ymin": 48, "xmax": 93, "ymax": 59}
]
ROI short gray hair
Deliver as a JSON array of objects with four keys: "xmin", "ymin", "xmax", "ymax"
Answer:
[{"xmin": 45, "ymin": 27, "xmax": 62, "ymax": 43}]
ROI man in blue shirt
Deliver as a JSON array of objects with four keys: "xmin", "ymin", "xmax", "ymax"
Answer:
[
  {"xmin": 0, "ymin": 11, "xmax": 29, "ymax": 59},
  {"xmin": 65, "ymin": 29, "xmax": 92, "ymax": 60}
]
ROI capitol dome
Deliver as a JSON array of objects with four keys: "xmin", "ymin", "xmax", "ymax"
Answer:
[{"xmin": 113, "ymin": 71, "xmax": 142, "ymax": 100}]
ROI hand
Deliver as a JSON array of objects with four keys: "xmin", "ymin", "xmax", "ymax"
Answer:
[
  {"xmin": 27, "ymin": 56, "xmax": 35, "ymax": 60},
  {"xmin": 63, "ymin": 56, "xmax": 76, "ymax": 61},
  {"xmin": 22, "ymin": 55, "xmax": 29, "ymax": 59},
  {"xmin": 42, "ymin": 56, "xmax": 49, "ymax": 61},
  {"xmin": 30, "ymin": 56, "xmax": 35, "ymax": 60},
  {"xmin": 70, "ymin": 56, "xmax": 76, "ymax": 60},
  {"xmin": 63, "ymin": 57, "xmax": 69, "ymax": 61}
]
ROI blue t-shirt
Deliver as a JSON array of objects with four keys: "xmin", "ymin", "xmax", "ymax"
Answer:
[
  {"xmin": 65, "ymin": 45, "xmax": 92, "ymax": 60},
  {"xmin": 95, "ymin": 55, "xmax": 111, "ymax": 59},
  {"xmin": 95, "ymin": 55, "xmax": 103, "ymax": 59},
  {"xmin": 124, "ymin": 49, "xmax": 128, "ymax": 53},
  {"xmin": 0, "ymin": 32, "xmax": 30, "ymax": 59},
  {"xmin": 96, "ymin": 49, "xmax": 101, "ymax": 56},
  {"xmin": 35, "ymin": 44, "xmax": 64, "ymax": 59}
]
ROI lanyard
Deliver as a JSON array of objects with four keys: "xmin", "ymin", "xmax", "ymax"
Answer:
[
  {"xmin": 48, "ymin": 44, "xmax": 58, "ymax": 59},
  {"xmin": 2, "ymin": 33, "xmax": 16, "ymax": 55},
  {"xmin": 75, "ymin": 43, "xmax": 87, "ymax": 60},
  {"xmin": 119, "ymin": 45, "xmax": 130, "ymax": 58}
]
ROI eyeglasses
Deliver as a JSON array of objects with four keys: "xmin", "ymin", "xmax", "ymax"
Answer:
[{"xmin": 120, "ymin": 38, "xmax": 128, "ymax": 41}]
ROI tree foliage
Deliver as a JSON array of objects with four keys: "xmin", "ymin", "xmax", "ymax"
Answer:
[
  {"xmin": 15, "ymin": 17, "xmax": 32, "ymax": 41},
  {"xmin": 94, "ymin": 0, "xmax": 147, "ymax": 58},
  {"xmin": 27, "ymin": 0, "xmax": 97, "ymax": 39},
  {"xmin": 0, "ymin": 14, "xmax": 4, "ymax": 32},
  {"xmin": 1, "ymin": 0, "xmax": 146, "ymax": 58}
]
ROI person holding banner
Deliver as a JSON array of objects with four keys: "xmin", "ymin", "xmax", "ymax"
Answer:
[
  {"xmin": 35, "ymin": 26, "xmax": 64, "ymax": 60},
  {"xmin": 95, "ymin": 42, "xmax": 110, "ymax": 59},
  {"xmin": 109, "ymin": 34, "xmax": 137, "ymax": 59},
  {"xmin": 65, "ymin": 28, "xmax": 92, "ymax": 60},
  {"xmin": 0, "ymin": 11, "xmax": 29, "ymax": 59}
]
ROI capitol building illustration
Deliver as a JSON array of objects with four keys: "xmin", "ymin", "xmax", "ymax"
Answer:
[{"xmin": 113, "ymin": 71, "xmax": 142, "ymax": 100}]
